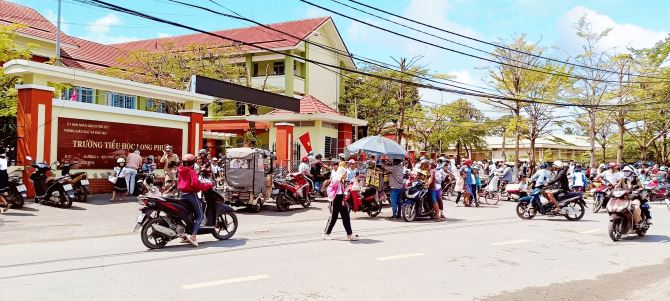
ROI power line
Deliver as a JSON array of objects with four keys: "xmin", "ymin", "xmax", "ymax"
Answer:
[
  {"xmin": 300, "ymin": 0, "xmax": 670, "ymax": 84},
  {"xmin": 341, "ymin": 0, "xmax": 669, "ymax": 81},
  {"xmin": 71, "ymin": 0, "xmax": 669, "ymax": 110},
  {"xmin": 165, "ymin": 0, "xmax": 669, "ymax": 110}
]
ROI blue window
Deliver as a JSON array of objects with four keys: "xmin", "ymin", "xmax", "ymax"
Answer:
[
  {"xmin": 106, "ymin": 92, "xmax": 136, "ymax": 109},
  {"xmin": 61, "ymin": 86, "xmax": 94, "ymax": 103}
]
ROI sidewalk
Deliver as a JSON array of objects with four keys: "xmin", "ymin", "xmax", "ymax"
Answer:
[{"xmin": 0, "ymin": 193, "xmax": 140, "ymax": 245}]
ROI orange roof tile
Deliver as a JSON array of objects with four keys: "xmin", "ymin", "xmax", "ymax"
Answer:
[{"xmin": 267, "ymin": 95, "xmax": 340, "ymax": 115}]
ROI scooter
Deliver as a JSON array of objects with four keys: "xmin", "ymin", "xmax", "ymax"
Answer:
[
  {"xmin": 607, "ymin": 188, "xmax": 651, "ymax": 242},
  {"xmin": 57, "ymin": 161, "xmax": 90, "ymax": 202},
  {"xmin": 0, "ymin": 175, "xmax": 28, "ymax": 208},
  {"xmin": 592, "ymin": 183, "xmax": 612, "ymax": 213},
  {"xmin": 401, "ymin": 180, "xmax": 435, "ymax": 222},
  {"xmin": 516, "ymin": 187, "xmax": 586, "ymax": 221},
  {"xmin": 135, "ymin": 186, "xmax": 238, "ymax": 249},
  {"xmin": 272, "ymin": 172, "xmax": 312, "ymax": 211},
  {"xmin": 339, "ymin": 177, "xmax": 383, "ymax": 217},
  {"xmin": 27, "ymin": 157, "xmax": 76, "ymax": 208}
]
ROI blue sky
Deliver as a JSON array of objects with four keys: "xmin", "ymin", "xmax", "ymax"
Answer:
[{"xmin": 12, "ymin": 0, "xmax": 670, "ymax": 111}]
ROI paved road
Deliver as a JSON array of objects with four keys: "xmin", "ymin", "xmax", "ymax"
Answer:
[{"xmin": 1, "ymin": 195, "xmax": 669, "ymax": 300}]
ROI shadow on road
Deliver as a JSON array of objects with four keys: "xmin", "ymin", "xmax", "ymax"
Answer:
[
  {"xmin": 152, "ymin": 238, "xmax": 249, "ymax": 252},
  {"xmin": 624, "ymin": 234, "xmax": 670, "ymax": 243},
  {"xmin": 2, "ymin": 212, "xmax": 35, "ymax": 216},
  {"xmin": 236, "ymin": 205, "xmax": 322, "ymax": 217}
]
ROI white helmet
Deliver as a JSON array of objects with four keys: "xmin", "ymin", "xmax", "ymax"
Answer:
[
  {"xmin": 622, "ymin": 165, "xmax": 636, "ymax": 178},
  {"xmin": 553, "ymin": 160, "xmax": 563, "ymax": 168},
  {"xmin": 116, "ymin": 157, "xmax": 126, "ymax": 164}
]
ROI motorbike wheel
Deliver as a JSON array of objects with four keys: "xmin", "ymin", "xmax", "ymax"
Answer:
[
  {"xmin": 592, "ymin": 195, "xmax": 602, "ymax": 213},
  {"xmin": 141, "ymin": 217, "xmax": 170, "ymax": 249},
  {"xmin": 401, "ymin": 203, "xmax": 416, "ymax": 222},
  {"xmin": 8, "ymin": 193, "xmax": 25, "ymax": 209},
  {"xmin": 636, "ymin": 226, "xmax": 648, "ymax": 237},
  {"xmin": 59, "ymin": 189, "xmax": 73, "ymax": 208},
  {"xmin": 76, "ymin": 186, "xmax": 89, "ymax": 202},
  {"xmin": 212, "ymin": 212, "xmax": 238, "ymax": 240},
  {"xmin": 251, "ymin": 196, "xmax": 263, "ymax": 213},
  {"xmin": 516, "ymin": 202, "xmax": 536, "ymax": 220},
  {"xmin": 367, "ymin": 202, "xmax": 382, "ymax": 217},
  {"xmin": 563, "ymin": 201, "xmax": 585, "ymax": 221},
  {"xmin": 275, "ymin": 194, "xmax": 290, "ymax": 212},
  {"xmin": 608, "ymin": 219, "xmax": 622, "ymax": 242},
  {"xmin": 301, "ymin": 193, "xmax": 312, "ymax": 208}
]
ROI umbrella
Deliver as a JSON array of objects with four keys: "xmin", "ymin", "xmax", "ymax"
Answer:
[{"xmin": 346, "ymin": 135, "xmax": 406, "ymax": 159}]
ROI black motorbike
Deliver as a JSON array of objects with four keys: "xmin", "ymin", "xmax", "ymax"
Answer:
[
  {"xmin": 0, "ymin": 175, "xmax": 28, "ymax": 208},
  {"xmin": 401, "ymin": 181, "xmax": 435, "ymax": 222},
  {"xmin": 28, "ymin": 158, "xmax": 76, "ymax": 208},
  {"xmin": 134, "ymin": 171, "xmax": 161, "ymax": 196},
  {"xmin": 57, "ymin": 161, "xmax": 90, "ymax": 202},
  {"xmin": 135, "ymin": 186, "xmax": 238, "ymax": 249}
]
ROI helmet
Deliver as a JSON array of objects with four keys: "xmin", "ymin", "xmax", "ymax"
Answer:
[
  {"xmin": 212, "ymin": 157, "xmax": 219, "ymax": 162},
  {"xmin": 540, "ymin": 162, "xmax": 548, "ymax": 169},
  {"xmin": 301, "ymin": 157, "xmax": 309, "ymax": 163},
  {"xmin": 348, "ymin": 159, "xmax": 356, "ymax": 164},
  {"xmin": 622, "ymin": 165, "xmax": 636, "ymax": 178},
  {"xmin": 553, "ymin": 161, "xmax": 564, "ymax": 168},
  {"xmin": 183, "ymin": 153, "xmax": 196, "ymax": 165},
  {"xmin": 661, "ymin": 166, "xmax": 668, "ymax": 172},
  {"xmin": 116, "ymin": 157, "xmax": 126, "ymax": 164},
  {"xmin": 198, "ymin": 149, "xmax": 208, "ymax": 156},
  {"xmin": 464, "ymin": 159, "xmax": 472, "ymax": 166}
]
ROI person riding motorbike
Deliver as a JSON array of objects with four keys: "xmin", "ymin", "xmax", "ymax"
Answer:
[
  {"xmin": 196, "ymin": 149, "xmax": 212, "ymax": 179},
  {"xmin": 598, "ymin": 163, "xmax": 623, "ymax": 186},
  {"xmin": 177, "ymin": 154, "xmax": 214, "ymax": 247},
  {"xmin": 615, "ymin": 165, "xmax": 652, "ymax": 226},
  {"xmin": 299, "ymin": 156, "xmax": 313, "ymax": 190},
  {"xmin": 544, "ymin": 161, "xmax": 569, "ymax": 213}
]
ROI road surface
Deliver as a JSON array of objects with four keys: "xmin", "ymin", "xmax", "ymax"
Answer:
[{"xmin": 1, "ymin": 195, "xmax": 669, "ymax": 300}]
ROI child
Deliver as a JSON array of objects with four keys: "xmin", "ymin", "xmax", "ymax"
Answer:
[
  {"xmin": 111, "ymin": 158, "xmax": 127, "ymax": 202},
  {"xmin": 453, "ymin": 168, "xmax": 465, "ymax": 207}
]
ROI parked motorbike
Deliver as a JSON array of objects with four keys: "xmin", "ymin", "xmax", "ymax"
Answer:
[
  {"xmin": 57, "ymin": 161, "xmax": 90, "ymax": 202},
  {"xmin": 607, "ymin": 188, "xmax": 651, "ymax": 241},
  {"xmin": 272, "ymin": 172, "xmax": 312, "ymax": 211},
  {"xmin": 0, "ymin": 175, "xmax": 28, "ymax": 208},
  {"xmin": 26, "ymin": 157, "xmax": 75, "ymax": 208},
  {"xmin": 338, "ymin": 177, "xmax": 383, "ymax": 217},
  {"xmin": 309, "ymin": 170, "xmax": 331, "ymax": 198},
  {"xmin": 592, "ymin": 183, "xmax": 612, "ymax": 213},
  {"xmin": 516, "ymin": 187, "xmax": 586, "ymax": 221},
  {"xmin": 134, "ymin": 171, "xmax": 161, "ymax": 196},
  {"xmin": 401, "ymin": 181, "xmax": 435, "ymax": 222},
  {"xmin": 135, "ymin": 186, "xmax": 238, "ymax": 249}
]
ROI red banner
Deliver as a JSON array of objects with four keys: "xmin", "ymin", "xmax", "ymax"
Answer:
[
  {"xmin": 57, "ymin": 117, "xmax": 183, "ymax": 169},
  {"xmin": 298, "ymin": 132, "xmax": 312, "ymax": 153}
]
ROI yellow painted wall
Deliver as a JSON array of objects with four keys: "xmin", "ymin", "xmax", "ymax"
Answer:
[
  {"xmin": 13, "ymin": 35, "xmax": 57, "ymax": 58},
  {"xmin": 306, "ymin": 25, "xmax": 340, "ymax": 109},
  {"xmin": 268, "ymin": 122, "xmax": 339, "ymax": 157}
]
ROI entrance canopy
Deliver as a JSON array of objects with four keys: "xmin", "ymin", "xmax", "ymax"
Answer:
[{"xmin": 190, "ymin": 75, "xmax": 300, "ymax": 112}]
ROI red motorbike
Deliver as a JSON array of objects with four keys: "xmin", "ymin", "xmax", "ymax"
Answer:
[
  {"xmin": 272, "ymin": 172, "xmax": 313, "ymax": 211},
  {"xmin": 335, "ymin": 177, "xmax": 383, "ymax": 217},
  {"xmin": 592, "ymin": 182, "xmax": 612, "ymax": 213}
]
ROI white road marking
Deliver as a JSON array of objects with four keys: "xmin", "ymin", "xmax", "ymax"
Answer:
[
  {"xmin": 376, "ymin": 253, "xmax": 426, "ymax": 261},
  {"xmin": 182, "ymin": 274, "xmax": 270, "ymax": 289},
  {"xmin": 579, "ymin": 229, "xmax": 601, "ymax": 234},
  {"xmin": 491, "ymin": 239, "xmax": 533, "ymax": 246}
]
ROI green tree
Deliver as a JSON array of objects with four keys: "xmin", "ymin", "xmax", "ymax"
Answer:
[{"xmin": 1, "ymin": 25, "xmax": 33, "ymax": 148}]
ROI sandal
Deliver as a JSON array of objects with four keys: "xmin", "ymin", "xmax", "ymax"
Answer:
[{"xmin": 347, "ymin": 234, "xmax": 359, "ymax": 241}]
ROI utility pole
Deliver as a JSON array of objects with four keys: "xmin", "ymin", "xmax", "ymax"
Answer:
[
  {"xmin": 354, "ymin": 97, "xmax": 358, "ymax": 141},
  {"xmin": 396, "ymin": 58, "xmax": 406, "ymax": 144},
  {"xmin": 55, "ymin": 0, "xmax": 62, "ymax": 66}
]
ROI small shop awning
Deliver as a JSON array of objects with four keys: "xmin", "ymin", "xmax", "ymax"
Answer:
[{"xmin": 203, "ymin": 131, "xmax": 237, "ymax": 140}]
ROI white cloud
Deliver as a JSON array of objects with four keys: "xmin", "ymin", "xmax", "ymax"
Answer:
[
  {"xmin": 157, "ymin": 32, "xmax": 171, "ymax": 38},
  {"xmin": 82, "ymin": 13, "xmax": 140, "ymax": 44},
  {"xmin": 557, "ymin": 6, "xmax": 667, "ymax": 54}
]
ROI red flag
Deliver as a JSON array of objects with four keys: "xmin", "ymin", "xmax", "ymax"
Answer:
[{"xmin": 298, "ymin": 132, "xmax": 312, "ymax": 153}]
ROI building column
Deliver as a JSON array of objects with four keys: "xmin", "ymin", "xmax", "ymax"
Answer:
[
  {"xmin": 284, "ymin": 50, "xmax": 294, "ymax": 97},
  {"xmin": 179, "ymin": 101, "xmax": 205, "ymax": 155},
  {"xmin": 275, "ymin": 123, "xmax": 294, "ymax": 161},
  {"xmin": 337, "ymin": 123, "xmax": 352, "ymax": 156},
  {"xmin": 16, "ymin": 83, "xmax": 55, "ymax": 197}
]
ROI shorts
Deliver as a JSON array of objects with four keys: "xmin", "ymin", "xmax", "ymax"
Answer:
[{"xmin": 430, "ymin": 189, "xmax": 439, "ymax": 204}]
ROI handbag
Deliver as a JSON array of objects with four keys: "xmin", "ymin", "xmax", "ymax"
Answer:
[
  {"xmin": 108, "ymin": 175, "xmax": 118, "ymax": 184},
  {"xmin": 327, "ymin": 179, "xmax": 340, "ymax": 200}
]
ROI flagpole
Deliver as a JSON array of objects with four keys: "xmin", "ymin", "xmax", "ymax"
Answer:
[{"xmin": 55, "ymin": 0, "xmax": 62, "ymax": 66}]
